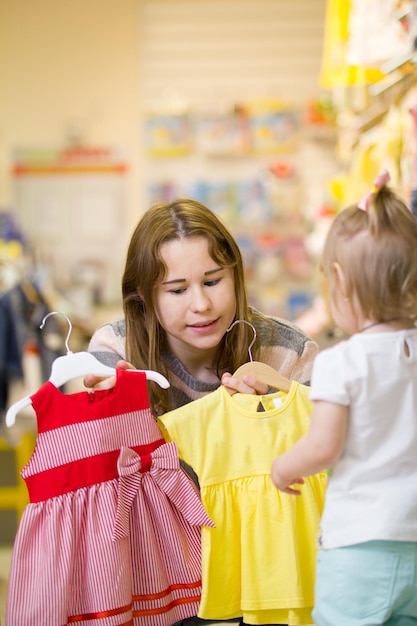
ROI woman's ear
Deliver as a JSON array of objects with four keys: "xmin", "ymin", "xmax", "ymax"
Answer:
[{"xmin": 332, "ymin": 262, "xmax": 349, "ymax": 300}]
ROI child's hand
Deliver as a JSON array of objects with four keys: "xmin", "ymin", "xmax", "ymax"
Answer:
[
  {"xmin": 83, "ymin": 360, "xmax": 134, "ymax": 390},
  {"xmin": 221, "ymin": 372, "xmax": 269, "ymax": 395},
  {"xmin": 271, "ymin": 456, "xmax": 305, "ymax": 495},
  {"xmin": 274, "ymin": 477, "xmax": 305, "ymax": 496}
]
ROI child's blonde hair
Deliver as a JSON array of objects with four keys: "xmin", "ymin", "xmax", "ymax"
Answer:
[{"xmin": 322, "ymin": 183, "xmax": 417, "ymax": 323}]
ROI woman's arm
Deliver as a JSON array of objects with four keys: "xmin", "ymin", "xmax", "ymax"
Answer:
[
  {"xmin": 87, "ymin": 319, "xmax": 126, "ymax": 366},
  {"xmin": 252, "ymin": 309, "xmax": 320, "ymax": 386},
  {"xmin": 84, "ymin": 319, "xmax": 129, "ymax": 389}
]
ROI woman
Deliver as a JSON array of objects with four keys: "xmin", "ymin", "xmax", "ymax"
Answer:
[
  {"xmin": 86, "ymin": 198, "xmax": 318, "ymax": 414},
  {"xmin": 85, "ymin": 198, "xmax": 320, "ymax": 626}
]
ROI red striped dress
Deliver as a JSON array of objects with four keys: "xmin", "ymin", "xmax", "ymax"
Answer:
[{"xmin": 6, "ymin": 368, "xmax": 213, "ymax": 626}]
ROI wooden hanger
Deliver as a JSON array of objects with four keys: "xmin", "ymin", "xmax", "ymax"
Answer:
[
  {"xmin": 232, "ymin": 361, "xmax": 291, "ymax": 392},
  {"xmin": 5, "ymin": 311, "xmax": 170, "ymax": 428},
  {"xmin": 226, "ymin": 319, "xmax": 292, "ymax": 394}
]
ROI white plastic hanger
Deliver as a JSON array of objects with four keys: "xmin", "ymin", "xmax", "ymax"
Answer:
[
  {"xmin": 226, "ymin": 319, "xmax": 291, "ymax": 394},
  {"xmin": 5, "ymin": 311, "xmax": 170, "ymax": 427}
]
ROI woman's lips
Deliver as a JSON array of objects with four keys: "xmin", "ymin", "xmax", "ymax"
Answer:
[{"xmin": 188, "ymin": 319, "xmax": 219, "ymax": 333}]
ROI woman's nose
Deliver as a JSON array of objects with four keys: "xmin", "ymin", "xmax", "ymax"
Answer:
[{"xmin": 190, "ymin": 287, "xmax": 211, "ymax": 312}]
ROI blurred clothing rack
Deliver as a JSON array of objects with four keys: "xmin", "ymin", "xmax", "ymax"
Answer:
[{"xmin": 355, "ymin": 52, "xmax": 417, "ymax": 133}]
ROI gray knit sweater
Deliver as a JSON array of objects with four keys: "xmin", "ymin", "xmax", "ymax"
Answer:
[{"xmin": 88, "ymin": 307, "xmax": 318, "ymax": 411}]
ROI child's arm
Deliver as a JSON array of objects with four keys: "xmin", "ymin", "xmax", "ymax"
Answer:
[{"xmin": 271, "ymin": 400, "xmax": 348, "ymax": 495}]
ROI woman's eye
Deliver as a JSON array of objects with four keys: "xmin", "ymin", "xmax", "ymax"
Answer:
[
  {"xmin": 169, "ymin": 288, "xmax": 186, "ymax": 295},
  {"xmin": 205, "ymin": 278, "xmax": 221, "ymax": 287}
]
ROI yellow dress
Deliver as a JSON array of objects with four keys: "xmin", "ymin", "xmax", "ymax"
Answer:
[{"xmin": 159, "ymin": 382, "xmax": 327, "ymax": 625}]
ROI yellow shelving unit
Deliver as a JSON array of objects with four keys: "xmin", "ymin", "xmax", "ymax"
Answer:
[{"xmin": 0, "ymin": 433, "xmax": 35, "ymax": 543}]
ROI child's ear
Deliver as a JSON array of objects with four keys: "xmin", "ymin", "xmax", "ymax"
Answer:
[{"xmin": 332, "ymin": 262, "xmax": 349, "ymax": 300}]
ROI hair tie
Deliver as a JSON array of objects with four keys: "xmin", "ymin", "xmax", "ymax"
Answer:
[{"xmin": 357, "ymin": 169, "xmax": 390, "ymax": 211}]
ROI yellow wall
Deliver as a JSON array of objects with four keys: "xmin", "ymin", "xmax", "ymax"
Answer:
[
  {"xmin": 0, "ymin": 0, "xmax": 142, "ymax": 215},
  {"xmin": 0, "ymin": 0, "xmax": 328, "ymax": 287}
]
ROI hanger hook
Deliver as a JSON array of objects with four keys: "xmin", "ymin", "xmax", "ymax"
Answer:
[
  {"xmin": 40, "ymin": 311, "xmax": 73, "ymax": 354},
  {"xmin": 226, "ymin": 319, "xmax": 256, "ymax": 362}
]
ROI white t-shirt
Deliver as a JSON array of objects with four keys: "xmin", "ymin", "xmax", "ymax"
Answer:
[{"xmin": 310, "ymin": 329, "xmax": 417, "ymax": 549}]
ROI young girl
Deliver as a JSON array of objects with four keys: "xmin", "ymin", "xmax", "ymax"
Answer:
[
  {"xmin": 86, "ymin": 198, "xmax": 320, "ymax": 626},
  {"xmin": 271, "ymin": 170, "xmax": 417, "ymax": 626}
]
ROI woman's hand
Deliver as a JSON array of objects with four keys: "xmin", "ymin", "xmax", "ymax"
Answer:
[
  {"xmin": 83, "ymin": 359, "xmax": 134, "ymax": 390},
  {"xmin": 221, "ymin": 372, "xmax": 269, "ymax": 395}
]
